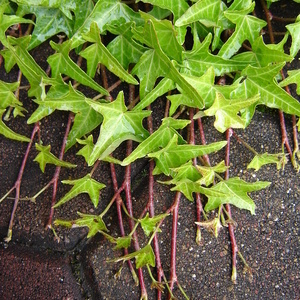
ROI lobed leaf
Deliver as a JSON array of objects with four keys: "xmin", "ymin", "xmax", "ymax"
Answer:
[
  {"xmin": 54, "ymin": 174, "xmax": 106, "ymax": 208},
  {"xmin": 247, "ymin": 152, "xmax": 287, "ymax": 171},
  {"xmin": 86, "ymin": 91, "xmax": 151, "ymax": 165},
  {"xmin": 34, "ymin": 143, "xmax": 77, "ymax": 172}
]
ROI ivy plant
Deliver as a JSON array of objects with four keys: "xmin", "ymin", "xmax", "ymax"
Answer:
[{"xmin": 0, "ymin": 0, "xmax": 300, "ymax": 299}]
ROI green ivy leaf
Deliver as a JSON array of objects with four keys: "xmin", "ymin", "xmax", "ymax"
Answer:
[
  {"xmin": 54, "ymin": 174, "xmax": 105, "ymax": 208},
  {"xmin": 247, "ymin": 152, "xmax": 287, "ymax": 171},
  {"xmin": 106, "ymin": 22, "xmax": 147, "ymax": 70},
  {"xmin": 0, "ymin": 6, "xmax": 33, "ymax": 47},
  {"xmin": 133, "ymin": 78, "xmax": 175, "ymax": 111},
  {"xmin": 218, "ymin": 3, "xmax": 266, "ymax": 58},
  {"xmin": 122, "ymin": 118, "xmax": 190, "ymax": 166},
  {"xmin": 76, "ymin": 135, "xmax": 94, "ymax": 162},
  {"xmin": 132, "ymin": 19, "xmax": 203, "ymax": 106},
  {"xmin": 80, "ymin": 22, "xmax": 138, "ymax": 84},
  {"xmin": 86, "ymin": 91, "xmax": 151, "ymax": 165},
  {"xmin": 71, "ymin": 0, "xmax": 142, "ymax": 49},
  {"xmin": 200, "ymin": 93, "xmax": 260, "ymax": 133},
  {"xmin": 175, "ymin": 0, "xmax": 223, "ymax": 28},
  {"xmin": 55, "ymin": 212, "xmax": 108, "ymax": 238},
  {"xmin": 67, "ymin": 105, "xmax": 103, "ymax": 151},
  {"xmin": 34, "ymin": 143, "xmax": 77, "ymax": 172},
  {"xmin": 109, "ymin": 244, "xmax": 155, "ymax": 269},
  {"xmin": 48, "ymin": 40, "xmax": 108, "ymax": 95},
  {"xmin": 1, "ymin": 36, "xmax": 55, "ymax": 99},
  {"xmin": 279, "ymin": 69, "xmax": 300, "ymax": 95},
  {"xmin": 196, "ymin": 161, "xmax": 228, "ymax": 186},
  {"xmin": 200, "ymin": 177, "xmax": 271, "ymax": 215},
  {"xmin": 139, "ymin": 212, "xmax": 169, "ymax": 236},
  {"xmin": 286, "ymin": 15, "xmax": 300, "ymax": 57},
  {"xmin": 0, "ymin": 109, "xmax": 30, "ymax": 142},
  {"xmin": 113, "ymin": 236, "xmax": 132, "ymax": 250},
  {"xmin": 250, "ymin": 36, "xmax": 293, "ymax": 67},
  {"xmin": 170, "ymin": 179, "xmax": 202, "ymax": 201},
  {"xmin": 181, "ymin": 34, "xmax": 248, "ymax": 77},
  {"xmin": 148, "ymin": 134, "xmax": 227, "ymax": 176},
  {"xmin": 236, "ymin": 63, "xmax": 300, "ymax": 116},
  {"xmin": 0, "ymin": 80, "xmax": 20, "ymax": 109},
  {"xmin": 16, "ymin": 5, "xmax": 73, "ymax": 50}
]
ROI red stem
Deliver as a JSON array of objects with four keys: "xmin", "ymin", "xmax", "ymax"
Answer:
[
  {"xmin": 5, "ymin": 122, "xmax": 40, "ymax": 242},
  {"xmin": 168, "ymin": 191, "xmax": 181, "ymax": 299},
  {"xmin": 46, "ymin": 112, "xmax": 73, "ymax": 229},
  {"xmin": 147, "ymin": 106, "xmax": 163, "ymax": 300},
  {"xmin": 224, "ymin": 128, "xmax": 238, "ymax": 284},
  {"xmin": 189, "ymin": 108, "xmax": 203, "ymax": 245}
]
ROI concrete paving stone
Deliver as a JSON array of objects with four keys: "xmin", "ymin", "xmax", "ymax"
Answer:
[{"xmin": 0, "ymin": 243, "xmax": 82, "ymax": 300}]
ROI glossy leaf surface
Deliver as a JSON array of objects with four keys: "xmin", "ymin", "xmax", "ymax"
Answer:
[
  {"xmin": 86, "ymin": 91, "xmax": 151, "ymax": 165},
  {"xmin": 54, "ymin": 174, "xmax": 106, "ymax": 208},
  {"xmin": 34, "ymin": 143, "xmax": 77, "ymax": 172}
]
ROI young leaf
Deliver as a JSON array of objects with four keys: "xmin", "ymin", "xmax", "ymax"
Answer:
[
  {"xmin": 286, "ymin": 15, "xmax": 300, "ymax": 57},
  {"xmin": 113, "ymin": 236, "xmax": 132, "ymax": 250},
  {"xmin": 139, "ymin": 212, "xmax": 169, "ymax": 236},
  {"xmin": 86, "ymin": 91, "xmax": 151, "ymax": 165},
  {"xmin": 181, "ymin": 34, "xmax": 248, "ymax": 77},
  {"xmin": 70, "ymin": 0, "xmax": 142, "ymax": 49},
  {"xmin": 132, "ymin": 19, "xmax": 203, "ymax": 106},
  {"xmin": 200, "ymin": 93, "xmax": 260, "ymax": 133},
  {"xmin": 175, "ymin": 0, "xmax": 223, "ymax": 28},
  {"xmin": 1, "ymin": 36, "xmax": 54, "ymax": 99},
  {"xmin": 133, "ymin": 78, "xmax": 175, "ymax": 111},
  {"xmin": 247, "ymin": 152, "xmax": 287, "ymax": 171},
  {"xmin": 148, "ymin": 134, "xmax": 227, "ymax": 176},
  {"xmin": 279, "ymin": 69, "xmax": 300, "ymax": 95},
  {"xmin": 196, "ymin": 161, "xmax": 228, "ymax": 186},
  {"xmin": 54, "ymin": 174, "xmax": 106, "ymax": 208},
  {"xmin": 0, "ymin": 7, "xmax": 34, "ymax": 47},
  {"xmin": 55, "ymin": 212, "xmax": 108, "ymax": 238},
  {"xmin": 106, "ymin": 22, "xmax": 147, "ymax": 70},
  {"xmin": 66, "ymin": 104, "xmax": 103, "ymax": 150},
  {"xmin": 34, "ymin": 143, "xmax": 77, "ymax": 173},
  {"xmin": 170, "ymin": 179, "xmax": 203, "ymax": 201},
  {"xmin": 237, "ymin": 63, "xmax": 300, "ymax": 116},
  {"xmin": 15, "ymin": 4, "xmax": 73, "ymax": 50},
  {"xmin": 122, "ymin": 118, "xmax": 190, "ymax": 166},
  {"xmin": 48, "ymin": 40, "xmax": 108, "ymax": 95},
  {"xmin": 0, "ymin": 80, "xmax": 21, "ymax": 109},
  {"xmin": 109, "ymin": 244, "xmax": 155, "ymax": 269},
  {"xmin": 76, "ymin": 135, "xmax": 94, "ymax": 162},
  {"xmin": 250, "ymin": 36, "xmax": 293, "ymax": 67},
  {"xmin": 0, "ymin": 109, "xmax": 30, "ymax": 142},
  {"xmin": 80, "ymin": 22, "xmax": 138, "ymax": 84},
  {"xmin": 218, "ymin": 3, "xmax": 267, "ymax": 58},
  {"xmin": 200, "ymin": 177, "xmax": 271, "ymax": 215}
]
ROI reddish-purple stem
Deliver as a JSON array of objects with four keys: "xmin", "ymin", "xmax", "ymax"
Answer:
[
  {"xmin": 5, "ymin": 122, "xmax": 40, "ymax": 241},
  {"xmin": 168, "ymin": 191, "xmax": 181, "ymax": 299},
  {"xmin": 224, "ymin": 128, "xmax": 238, "ymax": 283},
  {"xmin": 196, "ymin": 114, "xmax": 210, "ymax": 165},
  {"xmin": 46, "ymin": 113, "xmax": 73, "ymax": 228},
  {"xmin": 147, "ymin": 106, "xmax": 163, "ymax": 300},
  {"xmin": 260, "ymin": 0, "xmax": 294, "ymax": 161},
  {"xmin": 189, "ymin": 108, "xmax": 203, "ymax": 245}
]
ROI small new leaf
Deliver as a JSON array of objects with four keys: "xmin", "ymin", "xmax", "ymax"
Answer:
[
  {"xmin": 54, "ymin": 174, "xmax": 106, "ymax": 208},
  {"xmin": 34, "ymin": 143, "xmax": 76, "ymax": 173},
  {"xmin": 0, "ymin": 109, "xmax": 30, "ymax": 142},
  {"xmin": 80, "ymin": 22, "xmax": 138, "ymax": 84},
  {"xmin": 247, "ymin": 152, "xmax": 287, "ymax": 171},
  {"xmin": 139, "ymin": 212, "xmax": 169, "ymax": 236},
  {"xmin": 201, "ymin": 93, "xmax": 260, "ymax": 133},
  {"xmin": 114, "ymin": 236, "xmax": 132, "ymax": 250},
  {"xmin": 200, "ymin": 177, "xmax": 271, "ymax": 215}
]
